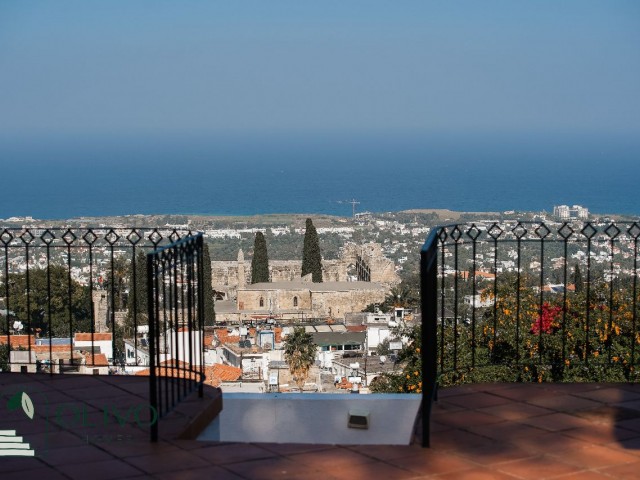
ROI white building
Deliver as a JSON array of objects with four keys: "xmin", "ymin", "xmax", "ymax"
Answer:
[
  {"xmin": 124, "ymin": 328, "xmax": 203, "ymax": 368},
  {"xmin": 464, "ymin": 294, "xmax": 494, "ymax": 308},
  {"xmin": 365, "ymin": 324, "xmax": 391, "ymax": 356},
  {"xmin": 73, "ymin": 333, "xmax": 113, "ymax": 362},
  {"xmin": 553, "ymin": 205, "xmax": 589, "ymax": 220},
  {"xmin": 124, "ymin": 338, "xmax": 151, "ymax": 366}
]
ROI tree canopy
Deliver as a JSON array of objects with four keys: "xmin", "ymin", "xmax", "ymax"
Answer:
[
  {"xmin": 126, "ymin": 251, "xmax": 148, "ymax": 326},
  {"xmin": 573, "ymin": 264, "xmax": 583, "ymax": 293},
  {"xmin": 301, "ymin": 218, "xmax": 322, "ymax": 282},
  {"xmin": 101, "ymin": 255, "xmax": 129, "ymax": 311},
  {"xmin": 0, "ymin": 344, "xmax": 8, "ymax": 371},
  {"xmin": 283, "ymin": 327, "xmax": 317, "ymax": 389},
  {"xmin": 3, "ymin": 265, "xmax": 92, "ymax": 338},
  {"xmin": 251, "ymin": 232, "xmax": 270, "ymax": 284}
]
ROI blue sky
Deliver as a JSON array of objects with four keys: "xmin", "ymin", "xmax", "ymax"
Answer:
[{"xmin": 1, "ymin": 1, "xmax": 639, "ymax": 138}]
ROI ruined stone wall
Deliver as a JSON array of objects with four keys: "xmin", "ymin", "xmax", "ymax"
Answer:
[
  {"xmin": 91, "ymin": 290, "xmax": 127, "ymax": 332},
  {"xmin": 340, "ymin": 243, "xmax": 400, "ymax": 286},
  {"xmin": 310, "ymin": 287, "xmax": 386, "ymax": 319},
  {"xmin": 211, "ymin": 262, "xmax": 241, "ymax": 293},
  {"xmin": 237, "ymin": 288, "xmax": 312, "ymax": 312},
  {"xmin": 93, "ymin": 290, "xmax": 108, "ymax": 332},
  {"xmin": 322, "ymin": 260, "xmax": 346, "ymax": 282},
  {"xmin": 235, "ymin": 284, "xmax": 384, "ymax": 321},
  {"xmin": 269, "ymin": 261, "xmax": 302, "ymax": 282},
  {"xmin": 214, "ymin": 259, "xmax": 345, "ymax": 297},
  {"xmin": 211, "ymin": 242, "xmax": 398, "ymax": 298}
]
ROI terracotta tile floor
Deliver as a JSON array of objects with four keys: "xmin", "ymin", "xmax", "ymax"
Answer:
[{"xmin": 2, "ymin": 374, "xmax": 640, "ymax": 479}]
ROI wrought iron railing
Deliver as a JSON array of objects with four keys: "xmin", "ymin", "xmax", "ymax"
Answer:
[
  {"xmin": 0, "ymin": 227, "xmax": 208, "ymax": 441},
  {"xmin": 0, "ymin": 227, "xmax": 197, "ymax": 373},
  {"xmin": 147, "ymin": 233, "xmax": 205, "ymax": 442},
  {"xmin": 420, "ymin": 220, "xmax": 640, "ymax": 446}
]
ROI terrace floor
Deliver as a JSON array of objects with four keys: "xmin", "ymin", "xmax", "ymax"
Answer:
[{"xmin": 2, "ymin": 374, "xmax": 640, "ymax": 479}]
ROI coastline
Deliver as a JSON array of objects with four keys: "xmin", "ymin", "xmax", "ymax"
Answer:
[{"xmin": 2, "ymin": 207, "xmax": 638, "ymax": 227}]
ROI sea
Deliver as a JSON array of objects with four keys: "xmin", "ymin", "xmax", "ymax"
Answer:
[{"xmin": 1, "ymin": 131, "xmax": 639, "ymax": 220}]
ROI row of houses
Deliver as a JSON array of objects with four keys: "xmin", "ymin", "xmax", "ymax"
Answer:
[
  {"xmin": 1, "ymin": 333, "xmax": 113, "ymax": 375},
  {"xmin": 206, "ymin": 310, "xmax": 412, "ymax": 392},
  {"xmin": 2, "ymin": 307, "xmax": 411, "ymax": 394}
]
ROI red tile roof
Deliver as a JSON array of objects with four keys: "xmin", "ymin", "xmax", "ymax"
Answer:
[
  {"xmin": 135, "ymin": 360, "xmax": 241, "ymax": 387},
  {"xmin": 205, "ymin": 364, "xmax": 242, "ymax": 387},
  {"xmin": 83, "ymin": 353, "xmax": 109, "ymax": 366},
  {"xmin": 32, "ymin": 345, "xmax": 75, "ymax": 353},
  {"xmin": 159, "ymin": 359, "xmax": 190, "ymax": 368},
  {"xmin": 215, "ymin": 329, "xmax": 240, "ymax": 345},
  {"xmin": 459, "ymin": 270, "xmax": 496, "ymax": 280},
  {"xmin": 346, "ymin": 325, "xmax": 367, "ymax": 332},
  {"xmin": 0, "ymin": 335, "xmax": 32, "ymax": 347},
  {"xmin": 74, "ymin": 333, "xmax": 112, "ymax": 342},
  {"xmin": 135, "ymin": 360, "xmax": 198, "ymax": 380}
]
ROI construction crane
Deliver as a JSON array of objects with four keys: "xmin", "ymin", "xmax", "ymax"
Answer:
[
  {"xmin": 348, "ymin": 199, "xmax": 360, "ymax": 217},
  {"xmin": 337, "ymin": 199, "xmax": 361, "ymax": 217}
]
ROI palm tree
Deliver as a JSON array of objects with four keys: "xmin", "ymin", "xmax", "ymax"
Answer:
[
  {"xmin": 283, "ymin": 327, "xmax": 317, "ymax": 389},
  {"xmin": 383, "ymin": 284, "xmax": 418, "ymax": 312}
]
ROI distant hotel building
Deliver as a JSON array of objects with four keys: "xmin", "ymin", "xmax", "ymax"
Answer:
[{"xmin": 553, "ymin": 204, "xmax": 589, "ymax": 220}]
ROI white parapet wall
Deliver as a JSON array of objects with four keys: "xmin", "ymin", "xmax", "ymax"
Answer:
[{"xmin": 197, "ymin": 393, "xmax": 421, "ymax": 445}]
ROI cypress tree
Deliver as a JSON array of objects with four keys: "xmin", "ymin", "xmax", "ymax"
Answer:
[
  {"xmin": 127, "ymin": 251, "xmax": 148, "ymax": 320},
  {"xmin": 301, "ymin": 218, "xmax": 323, "ymax": 283},
  {"xmin": 122, "ymin": 250, "xmax": 149, "ymax": 343},
  {"xmin": 251, "ymin": 232, "xmax": 270, "ymax": 283},
  {"xmin": 573, "ymin": 264, "xmax": 583, "ymax": 293},
  {"xmin": 202, "ymin": 243, "xmax": 216, "ymax": 325}
]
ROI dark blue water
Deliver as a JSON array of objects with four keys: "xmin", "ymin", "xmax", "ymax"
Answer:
[{"xmin": 1, "ymin": 131, "xmax": 639, "ymax": 219}]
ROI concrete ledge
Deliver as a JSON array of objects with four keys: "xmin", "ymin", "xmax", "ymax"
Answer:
[
  {"xmin": 160, "ymin": 385, "xmax": 223, "ymax": 440},
  {"xmin": 198, "ymin": 393, "xmax": 421, "ymax": 445}
]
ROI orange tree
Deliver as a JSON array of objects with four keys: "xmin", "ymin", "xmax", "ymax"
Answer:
[
  {"xmin": 369, "ymin": 324, "xmax": 422, "ymax": 394},
  {"xmin": 439, "ymin": 272, "xmax": 640, "ymax": 386}
]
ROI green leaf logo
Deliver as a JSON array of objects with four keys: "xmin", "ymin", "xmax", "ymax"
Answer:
[
  {"xmin": 7, "ymin": 391, "xmax": 35, "ymax": 420},
  {"xmin": 7, "ymin": 391, "xmax": 21, "ymax": 411}
]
